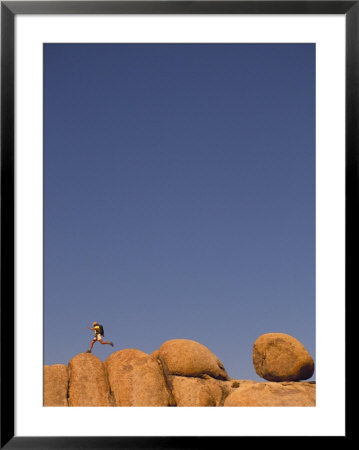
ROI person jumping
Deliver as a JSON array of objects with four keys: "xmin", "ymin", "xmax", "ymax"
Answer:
[{"xmin": 86, "ymin": 321, "xmax": 114, "ymax": 353}]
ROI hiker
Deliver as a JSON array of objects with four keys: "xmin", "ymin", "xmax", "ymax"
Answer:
[{"xmin": 86, "ymin": 321, "xmax": 114, "ymax": 353}]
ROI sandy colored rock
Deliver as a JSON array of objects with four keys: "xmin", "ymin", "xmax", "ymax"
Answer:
[
  {"xmin": 224, "ymin": 381, "xmax": 316, "ymax": 406},
  {"xmin": 43, "ymin": 364, "xmax": 69, "ymax": 406},
  {"xmin": 154, "ymin": 339, "xmax": 230, "ymax": 381},
  {"xmin": 68, "ymin": 353, "xmax": 113, "ymax": 406},
  {"xmin": 253, "ymin": 333, "xmax": 314, "ymax": 381},
  {"xmin": 170, "ymin": 376, "xmax": 234, "ymax": 406},
  {"xmin": 105, "ymin": 349, "xmax": 172, "ymax": 406}
]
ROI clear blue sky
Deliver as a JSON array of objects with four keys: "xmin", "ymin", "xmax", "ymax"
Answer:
[{"xmin": 44, "ymin": 43, "xmax": 315, "ymax": 381}]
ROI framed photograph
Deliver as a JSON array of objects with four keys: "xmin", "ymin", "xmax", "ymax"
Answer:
[{"xmin": 1, "ymin": 0, "xmax": 351, "ymax": 446}]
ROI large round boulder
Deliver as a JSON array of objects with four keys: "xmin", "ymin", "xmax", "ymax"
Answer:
[
  {"xmin": 105, "ymin": 349, "xmax": 172, "ymax": 406},
  {"xmin": 68, "ymin": 353, "xmax": 113, "ymax": 406},
  {"xmin": 153, "ymin": 339, "xmax": 230, "ymax": 381},
  {"xmin": 43, "ymin": 364, "xmax": 69, "ymax": 406},
  {"xmin": 253, "ymin": 333, "xmax": 314, "ymax": 381},
  {"xmin": 224, "ymin": 381, "xmax": 316, "ymax": 406}
]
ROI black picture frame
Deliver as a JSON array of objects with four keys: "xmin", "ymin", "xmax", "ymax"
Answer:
[{"xmin": 1, "ymin": 1, "xmax": 352, "ymax": 447}]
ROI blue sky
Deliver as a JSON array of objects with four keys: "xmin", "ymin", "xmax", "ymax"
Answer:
[{"xmin": 44, "ymin": 43, "xmax": 315, "ymax": 381}]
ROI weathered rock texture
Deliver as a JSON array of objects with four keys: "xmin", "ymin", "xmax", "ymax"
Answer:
[
  {"xmin": 105, "ymin": 349, "xmax": 172, "ymax": 406},
  {"xmin": 224, "ymin": 381, "xmax": 316, "ymax": 406},
  {"xmin": 68, "ymin": 353, "xmax": 113, "ymax": 406},
  {"xmin": 253, "ymin": 333, "xmax": 315, "ymax": 381},
  {"xmin": 43, "ymin": 364, "xmax": 69, "ymax": 406},
  {"xmin": 169, "ymin": 376, "xmax": 235, "ymax": 406},
  {"xmin": 153, "ymin": 339, "xmax": 230, "ymax": 381},
  {"xmin": 44, "ymin": 337, "xmax": 316, "ymax": 407}
]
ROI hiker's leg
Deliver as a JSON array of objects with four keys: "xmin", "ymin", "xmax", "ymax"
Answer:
[
  {"xmin": 99, "ymin": 340, "xmax": 114, "ymax": 347},
  {"xmin": 89, "ymin": 339, "xmax": 96, "ymax": 351}
]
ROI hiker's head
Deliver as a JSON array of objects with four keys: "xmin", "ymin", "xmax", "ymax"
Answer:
[{"xmin": 92, "ymin": 321, "xmax": 98, "ymax": 326}]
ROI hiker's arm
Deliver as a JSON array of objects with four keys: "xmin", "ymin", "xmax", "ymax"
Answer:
[{"xmin": 88, "ymin": 327, "xmax": 95, "ymax": 330}]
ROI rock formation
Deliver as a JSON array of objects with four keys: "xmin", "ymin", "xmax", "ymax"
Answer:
[
  {"xmin": 105, "ymin": 349, "xmax": 172, "ymax": 406},
  {"xmin": 43, "ymin": 364, "xmax": 69, "ymax": 406},
  {"xmin": 169, "ymin": 376, "xmax": 234, "ymax": 407},
  {"xmin": 44, "ymin": 335, "xmax": 315, "ymax": 407},
  {"xmin": 152, "ymin": 339, "xmax": 230, "ymax": 380},
  {"xmin": 68, "ymin": 353, "xmax": 113, "ymax": 406},
  {"xmin": 224, "ymin": 381, "xmax": 316, "ymax": 406},
  {"xmin": 252, "ymin": 333, "xmax": 315, "ymax": 381}
]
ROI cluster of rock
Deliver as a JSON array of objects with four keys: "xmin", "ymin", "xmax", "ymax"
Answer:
[{"xmin": 44, "ymin": 333, "xmax": 315, "ymax": 407}]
